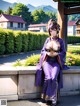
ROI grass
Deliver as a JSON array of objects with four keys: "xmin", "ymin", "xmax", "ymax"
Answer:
[{"xmin": 13, "ymin": 44, "xmax": 80, "ymax": 66}]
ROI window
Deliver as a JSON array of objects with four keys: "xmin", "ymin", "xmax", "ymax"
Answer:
[
  {"xmin": 1, "ymin": 23, "xmax": 3, "ymax": 27},
  {"xmin": 18, "ymin": 23, "xmax": 20, "ymax": 28},
  {"xmin": 21, "ymin": 23, "xmax": 23, "ymax": 28},
  {"xmin": 10, "ymin": 22, "xmax": 13, "ymax": 27}
]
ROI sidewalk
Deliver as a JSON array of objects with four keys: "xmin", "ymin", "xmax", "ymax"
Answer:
[
  {"xmin": 0, "ymin": 50, "xmax": 41, "ymax": 66},
  {"xmin": 7, "ymin": 95, "xmax": 80, "ymax": 106}
]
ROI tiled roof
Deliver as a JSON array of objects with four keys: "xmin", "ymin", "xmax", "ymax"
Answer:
[
  {"xmin": 0, "ymin": 14, "xmax": 26, "ymax": 23},
  {"xmin": 28, "ymin": 23, "xmax": 47, "ymax": 27},
  {"xmin": 68, "ymin": 21, "xmax": 76, "ymax": 26}
]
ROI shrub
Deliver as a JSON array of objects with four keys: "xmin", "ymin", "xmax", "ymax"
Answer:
[
  {"xmin": 67, "ymin": 46, "xmax": 80, "ymax": 54},
  {"xmin": 14, "ymin": 31, "xmax": 22, "ymax": 53},
  {"xmin": 13, "ymin": 52, "xmax": 80, "ymax": 66},
  {"xmin": 0, "ymin": 44, "xmax": 5, "ymax": 55},
  {"xmin": 66, "ymin": 52, "xmax": 80, "ymax": 66},
  {"xmin": 22, "ymin": 31, "xmax": 28, "ymax": 52},
  {"xmin": 13, "ymin": 59, "xmax": 23, "ymax": 66},
  {"xmin": 24, "ymin": 54, "xmax": 40, "ymax": 66},
  {"xmin": 0, "ymin": 28, "xmax": 6, "ymax": 54},
  {"xmin": 13, "ymin": 54, "xmax": 40, "ymax": 66},
  {"xmin": 5, "ymin": 29, "xmax": 14, "ymax": 54}
]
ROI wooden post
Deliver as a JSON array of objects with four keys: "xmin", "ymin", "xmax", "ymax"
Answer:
[{"xmin": 57, "ymin": 1, "xmax": 68, "ymax": 50}]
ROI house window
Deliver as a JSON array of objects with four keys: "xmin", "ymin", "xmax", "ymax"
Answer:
[
  {"xmin": 21, "ymin": 23, "xmax": 23, "ymax": 28},
  {"xmin": 10, "ymin": 22, "xmax": 13, "ymax": 27},
  {"xmin": 1, "ymin": 23, "xmax": 3, "ymax": 27},
  {"xmin": 18, "ymin": 23, "xmax": 20, "ymax": 28}
]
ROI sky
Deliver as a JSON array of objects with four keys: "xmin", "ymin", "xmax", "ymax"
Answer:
[{"xmin": 3, "ymin": 0, "xmax": 58, "ymax": 9}]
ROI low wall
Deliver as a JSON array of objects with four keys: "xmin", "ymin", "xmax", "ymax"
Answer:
[{"xmin": 0, "ymin": 66, "xmax": 80, "ymax": 100}]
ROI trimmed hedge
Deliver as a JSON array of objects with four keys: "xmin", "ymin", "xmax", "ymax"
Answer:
[
  {"xmin": 0, "ymin": 28, "xmax": 80, "ymax": 55},
  {"xmin": 0, "ymin": 28, "xmax": 6, "ymax": 54},
  {"xmin": 14, "ymin": 31, "xmax": 22, "ymax": 53},
  {"xmin": 21, "ymin": 31, "xmax": 28, "ymax": 52},
  {"xmin": 5, "ymin": 29, "xmax": 14, "ymax": 54},
  {"xmin": 68, "ymin": 36, "xmax": 80, "ymax": 44}
]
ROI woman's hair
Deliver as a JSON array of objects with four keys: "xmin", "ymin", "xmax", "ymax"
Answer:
[{"xmin": 47, "ymin": 19, "xmax": 60, "ymax": 36}]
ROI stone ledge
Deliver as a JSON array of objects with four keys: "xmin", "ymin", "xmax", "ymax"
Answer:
[{"xmin": 0, "ymin": 66, "xmax": 80, "ymax": 75}]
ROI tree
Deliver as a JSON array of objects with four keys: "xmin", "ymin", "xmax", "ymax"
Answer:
[
  {"xmin": 5, "ymin": 7, "xmax": 13, "ymax": 15},
  {"xmin": 46, "ymin": 12, "xmax": 57, "ymax": 21},
  {"xmin": 12, "ymin": 3, "xmax": 33, "ymax": 25},
  {"xmin": 0, "ymin": 9, "xmax": 3, "ymax": 14},
  {"xmin": 32, "ymin": 9, "xmax": 49, "ymax": 24},
  {"xmin": 32, "ymin": 9, "xmax": 57, "ymax": 24}
]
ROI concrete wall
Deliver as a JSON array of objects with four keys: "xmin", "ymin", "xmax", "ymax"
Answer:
[
  {"xmin": 0, "ymin": 66, "xmax": 80, "ymax": 101},
  {"xmin": 0, "ymin": 22, "xmax": 7, "ymax": 28}
]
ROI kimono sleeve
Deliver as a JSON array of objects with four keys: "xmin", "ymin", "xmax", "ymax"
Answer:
[{"xmin": 58, "ymin": 39, "xmax": 66, "ymax": 67}]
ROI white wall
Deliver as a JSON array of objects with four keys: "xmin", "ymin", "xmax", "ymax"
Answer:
[
  {"xmin": 68, "ymin": 26, "xmax": 73, "ymax": 35},
  {"xmin": 0, "ymin": 22, "xmax": 8, "ymax": 28},
  {"xmin": 0, "ymin": 22, "xmax": 25, "ymax": 30}
]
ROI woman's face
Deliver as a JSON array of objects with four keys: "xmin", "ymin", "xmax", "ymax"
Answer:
[{"xmin": 50, "ymin": 28, "xmax": 57, "ymax": 38}]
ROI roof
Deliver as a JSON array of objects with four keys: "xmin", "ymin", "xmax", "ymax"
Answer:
[
  {"xmin": 68, "ymin": 21, "xmax": 76, "ymax": 26},
  {"xmin": 53, "ymin": 0, "xmax": 80, "ymax": 8},
  {"xmin": 75, "ymin": 19, "xmax": 80, "ymax": 24},
  {"xmin": 28, "ymin": 24, "xmax": 47, "ymax": 28},
  {"xmin": 0, "ymin": 14, "xmax": 26, "ymax": 23}
]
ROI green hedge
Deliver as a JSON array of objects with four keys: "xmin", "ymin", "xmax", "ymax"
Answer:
[
  {"xmin": 21, "ymin": 31, "xmax": 28, "ymax": 52},
  {"xmin": 0, "ymin": 28, "xmax": 80, "ymax": 55},
  {"xmin": 0, "ymin": 28, "xmax": 6, "ymax": 54},
  {"xmin": 14, "ymin": 31, "xmax": 22, "ymax": 53},
  {"xmin": 5, "ymin": 30, "xmax": 14, "ymax": 54},
  {"xmin": 68, "ymin": 36, "xmax": 80, "ymax": 44}
]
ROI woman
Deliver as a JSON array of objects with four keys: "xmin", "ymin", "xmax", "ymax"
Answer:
[{"xmin": 36, "ymin": 19, "xmax": 66, "ymax": 106}]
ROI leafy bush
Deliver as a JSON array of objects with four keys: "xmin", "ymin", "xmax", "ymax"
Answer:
[
  {"xmin": 13, "ymin": 54, "xmax": 40, "ymax": 66},
  {"xmin": 14, "ymin": 52, "xmax": 80, "ymax": 66},
  {"xmin": 67, "ymin": 45, "xmax": 80, "ymax": 54},
  {"xmin": 66, "ymin": 52, "xmax": 80, "ymax": 66},
  {"xmin": 0, "ymin": 28, "xmax": 6, "ymax": 54},
  {"xmin": 22, "ymin": 31, "xmax": 28, "ymax": 52},
  {"xmin": 13, "ymin": 59, "xmax": 23, "ymax": 66},
  {"xmin": 68, "ymin": 36, "xmax": 80, "ymax": 44},
  {"xmin": 14, "ymin": 31, "xmax": 22, "ymax": 53},
  {"xmin": 24, "ymin": 54, "xmax": 40, "ymax": 66},
  {"xmin": 0, "ymin": 44, "xmax": 5, "ymax": 55},
  {"xmin": 5, "ymin": 30, "xmax": 14, "ymax": 54}
]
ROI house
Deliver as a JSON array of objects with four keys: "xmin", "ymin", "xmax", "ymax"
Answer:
[
  {"xmin": 68, "ymin": 21, "xmax": 76, "ymax": 36},
  {"xmin": 75, "ymin": 19, "xmax": 80, "ymax": 36},
  {"xmin": 28, "ymin": 23, "xmax": 47, "ymax": 32},
  {"xmin": 0, "ymin": 14, "xmax": 26, "ymax": 30}
]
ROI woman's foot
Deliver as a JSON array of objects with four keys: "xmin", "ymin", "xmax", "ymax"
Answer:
[
  {"xmin": 51, "ymin": 103, "xmax": 56, "ymax": 106},
  {"xmin": 46, "ymin": 100, "xmax": 52, "ymax": 105},
  {"xmin": 51, "ymin": 99, "xmax": 57, "ymax": 106},
  {"xmin": 41, "ymin": 98, "xmax": 46, "ymax": 103}
]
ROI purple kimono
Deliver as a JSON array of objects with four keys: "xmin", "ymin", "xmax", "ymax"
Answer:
[{"xmin": 35, "ymin": 37, "xmax": 66, "ymax": 101}]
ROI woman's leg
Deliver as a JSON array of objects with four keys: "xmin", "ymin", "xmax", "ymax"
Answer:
[
  {"xmin": 51, "ymin": 63, "xmax": 60, "ymax": 105},
  {"xmin": 41, "ymin": 62, "xmax": 53, "ymax": 100}
]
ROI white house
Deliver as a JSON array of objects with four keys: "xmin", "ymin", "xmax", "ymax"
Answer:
[
  {"xmin": 28, "ymin": 23, "xmax": 47, "ymax": 32},
  {"xmin": 67, "ymin": 21, "xmax": 76, "ymax": 36},
  {"xmin": 75, "ymin": 19, "xmax": 80, "ymax": 36},
  {"xmin": 0, "ymin": 14, "xmax": 26, "ymax": 30}
]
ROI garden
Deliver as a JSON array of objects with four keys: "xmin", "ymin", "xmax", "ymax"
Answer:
[
  {"xmin": 0, "ymin": 28, "xmax": 80, "ymax": 66},
  {"xmin": 14, "ymin": 44, "xmax": 80, "ymax": 66}
]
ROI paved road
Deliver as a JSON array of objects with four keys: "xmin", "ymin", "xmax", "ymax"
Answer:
[
  {"xmin": 7, "ymin": 95, "xmax": 80, "ymax": 106},
  {"xmin": 0, "ymin": 50, "xmax": 41, "ymax": 66}
]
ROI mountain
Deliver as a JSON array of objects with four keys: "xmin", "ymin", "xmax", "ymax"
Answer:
[
  {"xmin": 0, "ymin": 0, "xmax": 12, "ymax": 11},
  {"xmin": 0, "ymin": 0, "xmax": 57, "ymax": 13},
  {"xmin": 0, "ymin": 0, "xmax": 17, "ymax": 11},
  {"xmin": 35, "ymin": 5, "xmax": 57, "ymax": 13},
  {"xmin": 27, "ymin": 4, "xmax": 57, "ymax": 13},
  {"xmin": 27, "ymin": 4, "xmax": 35, "ymax": 12}
]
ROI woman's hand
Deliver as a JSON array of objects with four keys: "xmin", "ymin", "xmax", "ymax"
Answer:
[{"xmin": 47, "ymin": 51, "xmax": 58, "ymax": 57}]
